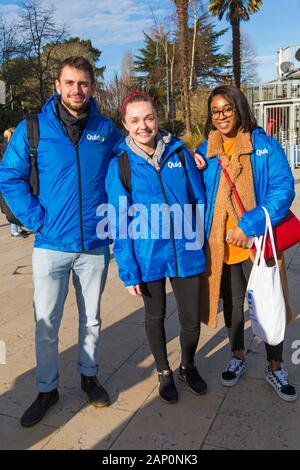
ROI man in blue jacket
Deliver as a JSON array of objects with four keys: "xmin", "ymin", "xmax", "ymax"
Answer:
[{"xmin": 0, "ymin": 56, "xmax": 123, "ymax": 426}]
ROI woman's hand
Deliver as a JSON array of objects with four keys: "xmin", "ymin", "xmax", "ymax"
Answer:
[
  {"xmin": 194, "ymin": 153, "xmax": 207, "ymax": 170},
  {"xmin": 227, "ymin": 227, "xmax": 249, "ymax": 248},
  {"xmin": 126, "ymin": 284, "xmax": 142, "ymax": 297}
]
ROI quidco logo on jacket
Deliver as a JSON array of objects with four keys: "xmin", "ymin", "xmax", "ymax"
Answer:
[
  {"xmin": 0, "ymin": 94, "xmax": 123, "ymax": 252},
  {"xmin": 196, "ymin": 127, "xmax": 295, "ymax": 241},
  {"xmin": 104, "ymin": 131, "xmax": 206, "ymax": 286}
]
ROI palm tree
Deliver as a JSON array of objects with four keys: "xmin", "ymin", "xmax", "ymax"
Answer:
[
  {"xmin": 209, "ymin": 0, "xmax": 262, "ymax": 88},
  {"xmin": 173, "ymin": 0, "xmax": 192, "ymax": 134}
]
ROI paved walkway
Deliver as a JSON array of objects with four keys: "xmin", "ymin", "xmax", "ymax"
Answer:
[{"xmin": 0, "ymin": 183, "xmax": 299, "ymax": 450}]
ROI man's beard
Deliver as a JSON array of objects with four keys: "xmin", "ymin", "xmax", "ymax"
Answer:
[{"xmin": 61, "ymin": 96, "xmax": 88, "ymax": 114}]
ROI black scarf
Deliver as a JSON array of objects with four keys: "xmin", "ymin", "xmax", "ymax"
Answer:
[{"xmin": 56, "ymin": 98, "xmax": 90, "ymax": 145}]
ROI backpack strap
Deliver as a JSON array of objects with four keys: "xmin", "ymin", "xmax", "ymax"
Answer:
[
  {"xmin": 118, "ymin": 149, "xmax": 185, "ymax": 193},
  {"xmin": 26, "ymin": 114, "xmax": 40, "ymax": 196},
  {"xmin": 118, "ymin": 152, "xmax": 132, "ymax": 193}
]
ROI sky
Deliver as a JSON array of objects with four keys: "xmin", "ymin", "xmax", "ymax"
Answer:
[{"xmin": 1, "ymin": 0, "xmax": 300, "ymax": 84}]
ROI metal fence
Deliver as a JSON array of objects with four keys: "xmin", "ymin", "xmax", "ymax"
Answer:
[
  {"xmin": 248, "ymin": 90, "xmax": 300, "ymax": 169},
  {"xmin": 247, "ymin": 81, "xmax": 300, "ymax": 103},
  {"xmin": 285, "ymin": 144, "xmax": 300, "ymax": 168}
]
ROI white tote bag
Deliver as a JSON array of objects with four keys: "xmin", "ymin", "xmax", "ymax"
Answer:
[{"xmin": 246, "ymin": 207, "xmax": 286, "ymax": 346}]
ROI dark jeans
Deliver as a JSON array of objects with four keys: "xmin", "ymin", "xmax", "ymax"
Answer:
[
  {"xmin": 220, "ymin": 258, "xmax": 283, "ymax": 362},
  {"xmin": 140, "ymin": 275, "xmax": 201, "ymax": 372}
]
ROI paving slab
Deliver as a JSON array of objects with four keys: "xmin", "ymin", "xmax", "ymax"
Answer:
[
  {"xmin": 42, "ymin": 406, "xmax": 133, "ymax": 450},
  {"xmin": 204, "ymin": 377, "xmax": 300, "ymax": 450},
  {"xmin": 110, "ymin": 388, "xmax": 224, "ymax": 450}
]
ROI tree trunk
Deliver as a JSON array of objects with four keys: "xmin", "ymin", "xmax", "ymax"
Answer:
[
  {"xmin": 169, "ymin": 42, "xmax": 176, "ymax": 130},
  {"xmin": 189, "ymin": 0, "xmax": 197, "ymax": 91},
  {"xmin": 39, "ymin": 72, "xmax": 45, "ymax": 104},
  {"xmin": 164, "ymin": 38, "xmax": 170, "ymax": 121},
  {"xmin": 175, "ymin": 0, "xmax": 191, "ymax": 134},
  {"xmin": 231, "ymin": 15, "xmax": 241, "ymax": 89}
]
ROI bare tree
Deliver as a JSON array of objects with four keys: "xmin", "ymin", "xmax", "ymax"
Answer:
[
  {"xmin": 96, "ymin": 73, "xmax": 123, "ymax": 126},
  {"xmin": 240, "ymin": 32, "xmax": 258, "ymax": 84},
  {"xmin": 96, "ymin": 52, "xmax": 137, "ymax": 127},
  {"xmin": 0, "ymin": 16, "xmax": 24, "ymax": 109},
  {"xmin": 149, "ymin": 8, "xmax": 177, "ymax": 124},
  {"xmin": 225, "ymin": 32, "xmax": 258, "ymax": 85},
  {"xmin": 19, "ymin": 0, "xmax": 67, "ymax": 104},
  {"xmin": 120, "ymin": 50, "xmax": 137, "ymax": 93},
  {"xmin": 0, "ymin": 17, "xmax": 18, "ymax": 72}
]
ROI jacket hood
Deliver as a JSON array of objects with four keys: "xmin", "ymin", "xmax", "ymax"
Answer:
[{"xmin": 124, "ymin": 129, "xmax": 173, "ymax": 170}]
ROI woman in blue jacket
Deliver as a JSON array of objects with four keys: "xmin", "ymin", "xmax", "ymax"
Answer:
[
  {"xmin": 196, "ymin": 85, "xmax": 297, "ymax": 402},
  {"xmin": 106, "ymin": 91, "xmax": 207, "ymax": 403}
]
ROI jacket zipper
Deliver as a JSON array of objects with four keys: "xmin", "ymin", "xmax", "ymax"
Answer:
[
  {"xmin": 74, "ymin": 143, "xmax": 85, "ymax": 252},
  {"xmin": 53, "ymin": 110, "xmax": 85, "ymax": 252},
  {"xmin": 207, "ymin": 161, "xmax": 221, "ymax": 239},
  {"xmin": 157, "ymin": 170, "xmax": 179, "ymax": 277}
]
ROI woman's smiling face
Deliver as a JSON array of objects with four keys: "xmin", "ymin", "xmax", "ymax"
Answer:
[
  {"xmin": 210, "ymin": 94, "xmax": 239, "ymax": 140},
  {"xmin": 123, "ymin": 100, "xmax": 159, "ymax": 150}
]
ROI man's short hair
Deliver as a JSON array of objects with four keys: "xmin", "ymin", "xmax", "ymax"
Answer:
[{"xmin": 57, "ymin": 56, "xmax": 95, "ymax": 84}]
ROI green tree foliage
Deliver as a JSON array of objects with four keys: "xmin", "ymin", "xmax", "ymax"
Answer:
[
  {"xmin": 135, "ymin": 32, "xmax": 173, "ymax": 115},
  {"xmin": 191, "ymin": 12, "xmax": 230, "ymax": 86},
  {"xmin": 209, "ymin": 0, "xmax": 262, "ymax": 88},
  {"xmin": 134, "ymin": 14, "xmax": 229, "ymax": 131},
  {"xmin": 19, "ymin": 0, "xmax": 67, "ymax": 106},
  {"xmin": 46, "ymin": 37, "xmax": 105, "ymax": 84}
]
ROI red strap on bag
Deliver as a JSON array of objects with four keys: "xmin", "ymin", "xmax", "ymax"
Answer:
[
  {"xmin": 218, "ymin": 159, "xmax": 246, "ymax": 214},
  {"xmin": 217, "ymin": 158, "xmax": 300, "ymax": 260}
]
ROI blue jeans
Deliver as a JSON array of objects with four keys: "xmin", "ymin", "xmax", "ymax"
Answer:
[{"xmin": 32, "ymin": 246, "xmax": 110, "ymax": 392}]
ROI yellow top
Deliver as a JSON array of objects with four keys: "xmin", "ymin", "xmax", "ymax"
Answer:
[{"xmin": 222, "ymin": 139, "xmax": 250, "ymax": 265}]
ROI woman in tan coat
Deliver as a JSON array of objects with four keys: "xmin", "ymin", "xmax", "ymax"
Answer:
[{"xmin": 196, "ymin": 85, "xmax": 297, "ymax": 402}]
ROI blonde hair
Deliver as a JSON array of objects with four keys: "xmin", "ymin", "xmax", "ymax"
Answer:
[{"xmin": 3, "ymin": 127, "xmax": 15, "ymax": 142}]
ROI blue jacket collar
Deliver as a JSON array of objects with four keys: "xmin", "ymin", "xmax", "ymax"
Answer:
[{"xmin": 42, "ymin": 94, "xmax": 101, "ymax": 122}]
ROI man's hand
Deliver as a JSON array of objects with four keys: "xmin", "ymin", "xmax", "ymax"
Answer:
[
  {"xmin": 194, "ymin": 153, "xmax": 207, "ymax": 170},
  {"xmin": 227, "ymin": 227, "xmax": 249, "ymax": 248},
  {"xmin": 126, "ymin": 284, "xmax": 142, "ymax": 297}
]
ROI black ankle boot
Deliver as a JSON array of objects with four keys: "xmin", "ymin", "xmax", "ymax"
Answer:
[
  {"xmin": 179, "ymin": 364, "xmax": 207, "ymax": 395},
  {"xmin": 81, "ymin": 375, "xmax": 110, "ymax": 408},
  {"xmin": 20, "ymin": 389, "xmax": 59, "ymax": 427},
  {"xmin": 158, "ymin": 369, "xmax": 178, "ymax": 404}
]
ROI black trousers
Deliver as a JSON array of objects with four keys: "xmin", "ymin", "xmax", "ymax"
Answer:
[
  {"xmin": 140, "ymin": 275, "xmax": 201, "ymax": 372},
  {"xmin": 220, "ymin": 258, "xmax": 283, "ymax": 362}
]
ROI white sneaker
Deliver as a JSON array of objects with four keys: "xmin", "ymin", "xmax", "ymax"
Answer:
[
  {"xmin": 264, "ymin": 365, "xmax": 297, "ymax": 402},
  {"xmin": 221, "ymin": 357, "xmax": 247, "ymax": 387}
]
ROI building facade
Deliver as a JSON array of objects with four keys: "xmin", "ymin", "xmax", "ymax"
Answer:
[{"xmin": 246, "ymin": 45, "xmax": 300, "ymax": 169}]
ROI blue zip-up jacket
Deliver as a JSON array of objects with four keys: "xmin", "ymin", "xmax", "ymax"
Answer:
[
  {"xmin": 105, "ymin": 138, "xmax": 206, "ymax": 286},
  {"xmin": 196, "ymin": 127, "xmax": 295, "ymax": 240},
  {"xmin": 0, "ymin": 95, "xmax": 123, "ymax": 252}
]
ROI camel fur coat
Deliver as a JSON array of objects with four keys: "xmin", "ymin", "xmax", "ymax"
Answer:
[{"xmin": 197, "ymin": 129, "xmax": 294, "ymax": 329}]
